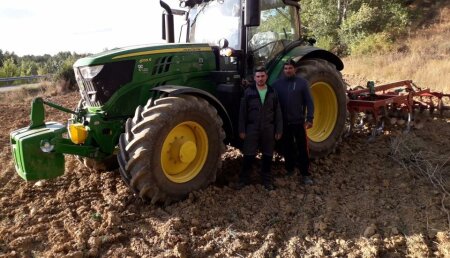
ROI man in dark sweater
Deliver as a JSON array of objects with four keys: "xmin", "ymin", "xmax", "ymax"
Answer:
[
  {"xmin": 237, "ymin": 66, "xmax": 283, "ymax": 190},
  {"xmin": 273, "ymin": 59, "xmax": 315, "ymax": 185}
]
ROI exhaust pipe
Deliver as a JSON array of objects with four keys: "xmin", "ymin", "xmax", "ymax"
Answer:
[{"xmin": 160, "ymin": 0, "xmax": 174, "ymax": 43}]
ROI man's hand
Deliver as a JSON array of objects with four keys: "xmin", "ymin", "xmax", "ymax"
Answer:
[
  {"xmin": 305, "ymin": 122, "xmax": 313, "ymax": 129},
  {"xmin": 239, "ymin": 133, "xmax": 246, "ymax": 139},
  {"xmin": 275, "ymin": 133, "xmax": 282, "ymax": 140}
]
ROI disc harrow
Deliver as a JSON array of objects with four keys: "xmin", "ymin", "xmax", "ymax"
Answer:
[{"xmin": 346, "ymin": 80, "xmax": 449, "ymax": 138}]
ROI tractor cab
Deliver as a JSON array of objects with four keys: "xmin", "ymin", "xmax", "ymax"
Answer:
[
  {"xmin": 167, "ymin": 0, "xmax": 302, "ymax": 78},
  {"xmin": 161, "ymin": 0, "xmax": 305, "ymax": 136}
]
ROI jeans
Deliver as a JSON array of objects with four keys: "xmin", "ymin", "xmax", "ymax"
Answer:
[{"xmin": 282, "ymin": 123, "xmax": 311, "ymax": 176}]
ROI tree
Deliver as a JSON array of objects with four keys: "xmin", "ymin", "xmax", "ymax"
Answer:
[
  {"xmin": 301, "ymin": 0, "xmax": 340, "ymax": 51},
  {"xmin": 300, "ymin": 0, "xmax": 411, "ymax": 55},
  {"xmin": 0, "ymin": 49, "xmax": 4, "ymax": 67},
  {"xmin": 54, "ymin": 56, "xmax": 77, "ymax": 90},
  {"xmin": 37, "ymin": 65, "xmax": 49, "ymax": 76},
  {"xmin": 0, "ymin": 58, "xmax": 19, "ymax": 77},
  {"xmin": 20, "ymin": 60, "xmax": 38, "ymax": 76}
]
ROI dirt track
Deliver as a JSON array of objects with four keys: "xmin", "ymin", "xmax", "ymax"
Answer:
[{"xmin": 1, "ymin": 90, "xmax": 449, "ymax": 257}]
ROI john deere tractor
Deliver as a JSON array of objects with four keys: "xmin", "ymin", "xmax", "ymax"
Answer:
[{"xmin": 10, "ymin": 0, "xmax": 346, "ymax": 203}]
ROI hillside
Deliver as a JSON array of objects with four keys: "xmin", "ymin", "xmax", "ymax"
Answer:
[{"xmin": 343, "ymin": 5, "xmax": 450, "ymax": 93}]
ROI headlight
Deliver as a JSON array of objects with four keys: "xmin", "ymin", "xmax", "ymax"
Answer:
[
  {"xmin": 79, "ymin": 65, "xmax": 104, "ymax": 79},
  {"xmin": 74, "ymin": 67, "xmax": 82, "ymax": 81}
]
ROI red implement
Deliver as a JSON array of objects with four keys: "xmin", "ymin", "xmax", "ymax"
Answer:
[{"xmin": 346, "ymin": 80, "xmax": 448, "ymax": 136}]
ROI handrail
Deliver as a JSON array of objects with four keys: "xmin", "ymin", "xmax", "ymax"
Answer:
[{"xmin": 0, "ymin": 75, "xmax": 52, "ymax": 83}]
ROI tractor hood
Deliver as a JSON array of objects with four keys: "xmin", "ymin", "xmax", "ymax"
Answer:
[
  {"xmin": 74, "ymin": 43, "xmax": 213, "ymax": 67},
  {"xmin": 73, "ymin": 42, "xmax": 216, "ymax": 110}
]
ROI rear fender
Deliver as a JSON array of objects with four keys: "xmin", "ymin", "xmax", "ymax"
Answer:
[{"xmin": 267, "ymin": 45, "xmax": 344, "ymax": 84}]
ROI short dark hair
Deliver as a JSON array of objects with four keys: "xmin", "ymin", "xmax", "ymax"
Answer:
[
  {"xmin": 255, "ymin": 66, "xmax": 267, "ymax": 73},
  {"xmin": 284, "ymin": 59, "xmax": 296, "ymax": 67}
]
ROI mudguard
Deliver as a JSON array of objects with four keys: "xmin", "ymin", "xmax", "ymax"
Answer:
[{"xmin": 152, "ymin": 85, "xmax": 234, "ymax": 141}]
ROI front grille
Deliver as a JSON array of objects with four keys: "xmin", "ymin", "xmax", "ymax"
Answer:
[
  {"xmin": 78, "ymin": 60, "xmax": 135, "ymax": 107},
  {"xmin": 80, "ymin": 80, "xmax": 99, "ymax": 106}
]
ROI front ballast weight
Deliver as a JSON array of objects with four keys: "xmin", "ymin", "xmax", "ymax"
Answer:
[{"xmin": 10, "ymin": 97, "xmax": 106, "ymax": 180}]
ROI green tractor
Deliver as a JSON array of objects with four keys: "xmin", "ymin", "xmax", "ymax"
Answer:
[{"xmin": 10, "ymin": 0, "xmax": 346, "ymax": 203}]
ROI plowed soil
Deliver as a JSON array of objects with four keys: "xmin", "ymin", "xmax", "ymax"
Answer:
[{"xmin": 1, "ymin": 87, "xmax": 449, "ymax": 257}]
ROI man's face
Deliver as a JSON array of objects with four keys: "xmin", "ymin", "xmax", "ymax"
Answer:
[
  {"xmin": 254, "ymin": 71, "xmax": 267, "ymax": 87},
  {"xmin": 283, "ymin": 64, "xmax": 296, "ymax": 78}
]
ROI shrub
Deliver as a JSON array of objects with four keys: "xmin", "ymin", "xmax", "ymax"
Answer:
[
  {"xmin": 54, "ymin": 57, "xmax": 77, "ymax": 92},
  {"xmin": 20, "ymin": 60, "xmax": 38, "ymax": 76},
  {"xmin": 37, "ymin": 65, "xmax": 48, "ymax": 76},
  {"xmin": 0, "ymin": 58, "xmax": 19, "ymax": 77},
  {"xmin": 349, "ymin": 32, "xmax": 394, "ymax": 56},
  {"xmin": 300, "ymin": 0, "xmax": 411, "ymax": 56},
  {"xmin": 315, "ymin": 35, "xmax": 336, "ymax": 52}
]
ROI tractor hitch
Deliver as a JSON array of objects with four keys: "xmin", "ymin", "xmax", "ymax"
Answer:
[{"xmin": 29, "ymin": 97, "xmax": 78, "ymax": 129}]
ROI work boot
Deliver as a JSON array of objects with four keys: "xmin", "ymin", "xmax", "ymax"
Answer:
[
  {"xmin": 264, "ymin": 182, "xmax": 276, "ymax": 191},
  {"xmin": 302, "ymin": 176, "xmax": 313, "ymax": 185},
  {"xmin": 235, "ymin": 155, "xmax": 254, "ymax": 190},
  {"xmin": 285, "ymin": 168, "xmax": 295, "ymax": 177},
  {"xmin": 234, "ymin": 181, "xmax": 248, "ymax": 190}
]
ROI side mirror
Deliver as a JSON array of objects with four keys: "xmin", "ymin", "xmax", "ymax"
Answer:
[
  {"xmin": 307, "ymin": 38, "xmax": 316, "ymax": 46},
  {"xmin": 244, "ymin": 0, "xmax": 260, "ymax": 27},
  {"xmin": 218, "ymin": 38, "xmax": 229, "ymax": 49}
]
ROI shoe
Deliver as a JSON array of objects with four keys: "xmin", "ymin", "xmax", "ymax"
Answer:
[
  {"xmin": 264, "ymin": 183, "xmax": 275, "ymax": 191},
  {"xmin": 302, "ymin": 176, "xmax": 313, "ymax": 185},
  {"xmin": 234, "ymin": 181, "xmax": 247, "ymax": 190},
  {"xmin": 286, "ymin": 169, "xmax": 295, "ymax": 176}
]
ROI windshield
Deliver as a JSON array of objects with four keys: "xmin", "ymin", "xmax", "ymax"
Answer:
[
  {"xmin": 249, "ymin": 1, "xmax": 300, "ymax": 66},
  {"xmin": 189, "ymin": 0, "xmax": 242, "ymax": 49}
]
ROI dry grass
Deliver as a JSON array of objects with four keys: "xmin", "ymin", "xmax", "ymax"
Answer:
[
  {"xmin": 0, "ymin": 81, "xmax": 66, "ymax": 104},
  {"xmin": 436, "ymin": 231, "xmax": 450, "ymax": 257},
  {"xmin": 405, "ymin": 234, "xmax": 430, "ymax": 258},
  {"xmin": 343, "ymin": 7, "xmax": 450, "ymax": 93},
  {"xmin": 388, "ymin": 130, "xmax": 450, "ymax": 257}
]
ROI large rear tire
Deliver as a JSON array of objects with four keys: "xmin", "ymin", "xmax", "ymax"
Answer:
[
  {"xmin": 297, "ymin": 58, "xmax": 347, "ymax": 158},
  {"xmin": 117, "ymin": 95, "xmax": 225, "ymax": 204}
]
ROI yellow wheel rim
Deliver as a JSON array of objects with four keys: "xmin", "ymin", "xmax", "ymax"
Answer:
[
  {"xmin": 161, "ymin": 121, "xmax": 209, "ymax": 183},
  {"xmin": 307, "ymin": 82, "xmax": 338, "ymax": 142}
]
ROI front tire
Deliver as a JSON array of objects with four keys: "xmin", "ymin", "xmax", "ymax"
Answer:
[
  {"xmin": 297, "ymin": 58, "xmax": 347, "ymax": 158},
  {"xmin": 118, "ymin": 95, "xmax": 225, "ymax": 204}
]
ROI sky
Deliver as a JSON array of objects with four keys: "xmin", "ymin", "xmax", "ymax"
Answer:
[{"xmin": 0, "ymin": 0, "xmax": 183, "ymax": 56}]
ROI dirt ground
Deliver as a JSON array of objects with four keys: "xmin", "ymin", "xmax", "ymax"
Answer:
[{"xmin": 0, "ymin": 86, "xmax": 449, "ymax": 257}]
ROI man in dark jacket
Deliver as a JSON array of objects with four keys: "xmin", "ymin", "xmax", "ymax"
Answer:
[
  {"xmin": 237, "ymin": 66, "xmax": 283, "ymax": 190},
  {"xmin": 273, "ymin": 59, "xmax": 314, "ymax": 185}
]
